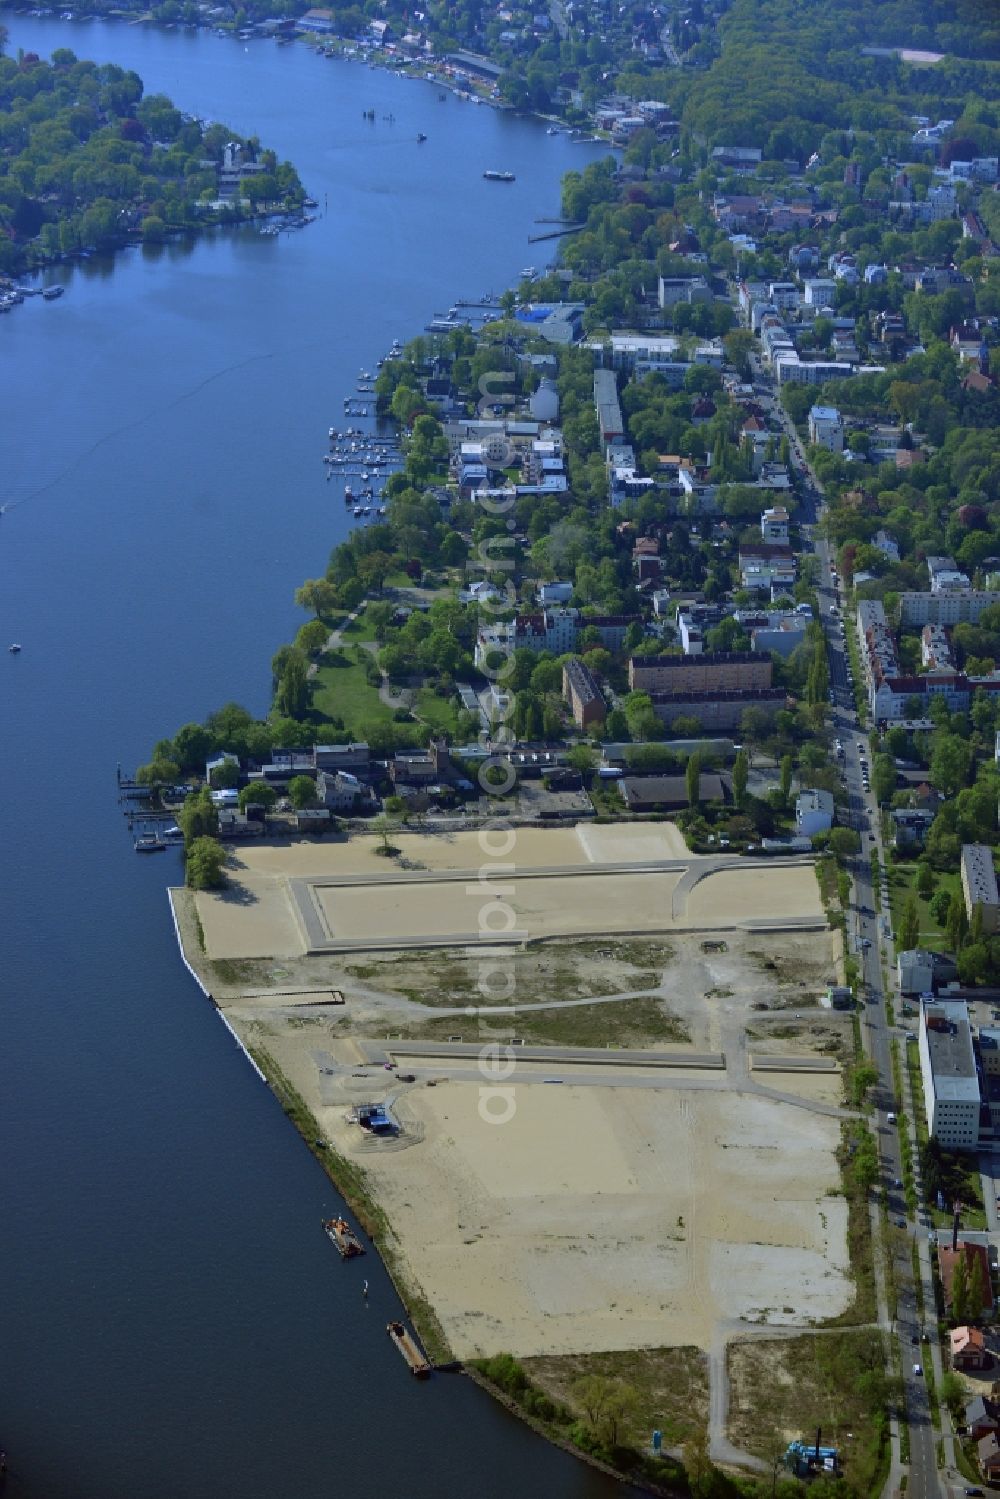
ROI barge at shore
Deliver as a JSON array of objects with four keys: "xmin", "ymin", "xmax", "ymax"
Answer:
[
  {"xmin": 323, "ymin": 1216, "xmax": 365, "ymax": 1258},
  {"xmin": 387, "ymin": 1320, "xmax": 431, "ymax": 1377}
]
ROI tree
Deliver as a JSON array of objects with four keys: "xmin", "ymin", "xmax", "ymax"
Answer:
[
  {"xmin": 171, "ymin": 721, "xmax": 213, "ymax": 775},
  {"xmin": 372, "ymin": 811, "xmax": 399, "ymax": 853},
  {"xmin": 779, "ymin": 753, "xmax": 793, "ymax": 804},
  {"xmin": 829, "ymin": 827, "xmax": 860, "ymax": 861},
  {"xmin": 209, "ymin": 758, "xmax": 241, "ymax": 790},
  {"xmin": 287, "ymin": 774, "xmax": 316, "ymax": 810},
  {"xmin": 872, "ymin": 753, "xmax": 896, "ymax": 805},
  {"xmin": 136, "ymin": 755, "xmax": 179, "ymax": 786},
  {"xmin": 732, "ymin": 748, "xmax": 749, "ymax": 809},
  {"xmin": 295, "ymin": 577, "xmax": 339, "ymax": 616},
  {"xmin": 296, "ymin": 618, "xmax": 329, "ymax": 657},
  {"xmin": 930, "ymin": 887, "xmax": 953, "ymax": 927},
  {"xmin": 971, "ymin": 1247, "xmax": 990, "ymax": 1320},
  {"xmin": 178, "ymin": 787, "xmax": 218, "ymax": 845},
  {"xmin": 850, "ymin": 1062, "xmax": 879, "ymax": 1107},
  {"xmin": 959, "ymin": 941, "xmax": 990, "ymax": 987},
  {"xmin": 566, "ymin": 744, "xmax": 597, "ymax": 778},
  {"xmin": 238, "ymin": 781, "xmax": 276, "ymax": 811},
  {"xmin": 898, "ymin": 894, "xmax": 920, "ymax": 953},
  {"xmin": 931, "ymin": 734, "xmax": 972, "ymax": 799},
  {"xmin": 185, "ymin": 835, "xmax": 227, "ymax": 890},
  {"xmin": 275, "ymin": 652, "xmax": 309, "ymax": 719},
  {"xmin": 916, "ymin": 862, "xmax": 935, "ymax": 900},
  {"xmin": 950, "ymin": 1253, "xmax": 972, "ymax": 1324},
  {"xmin": 686, "ymin": 751, "xmax": 702, "ymax": 809},
  {"xmin": 946, "ymin": 891, "xmax": 969, "ymax": 953}
]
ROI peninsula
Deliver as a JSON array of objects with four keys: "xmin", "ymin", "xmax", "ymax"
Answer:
[{"xmin": 0, "ymin": 36, "xmax": 305, "ymax": 281}]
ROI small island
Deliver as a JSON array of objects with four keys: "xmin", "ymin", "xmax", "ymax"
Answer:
[{"xmin": 0, "ymin": 35, "xmax": 305, "ymax": 278}]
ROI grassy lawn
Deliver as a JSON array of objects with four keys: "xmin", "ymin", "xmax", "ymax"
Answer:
[
  {"xmin": 886, "ymin": 860, "xmax": 958, "ymax": 947},
  {"xmin": 413, "ymin": 687, "xmax": 461, "ymax": 737},
  {"xmin": 727, "ymin": 1329, "xmax": 889, "ymax": 1494},
  {"xmin": 311, "ymin": 645, "xmax": 393, "ymax": 727}
]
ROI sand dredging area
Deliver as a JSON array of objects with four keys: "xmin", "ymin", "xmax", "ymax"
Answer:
[{"xmin": 176, "ymin": 822, "xmax": 854, "ymax": 1363}]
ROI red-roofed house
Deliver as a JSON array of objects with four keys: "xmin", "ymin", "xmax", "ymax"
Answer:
[{"xmin": 952, "ymin": 1325, "xmax": 990, "ymax": 1371}]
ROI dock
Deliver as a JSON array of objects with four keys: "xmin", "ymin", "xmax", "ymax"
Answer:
[{"xmin": 387, "ymin": 1319, "xmax": 431, "ymax": 1377}]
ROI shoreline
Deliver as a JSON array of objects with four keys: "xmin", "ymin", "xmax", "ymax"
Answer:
[{"xmin": 166, "ymin": 882, "xmax": 683, "ymax": 1497}]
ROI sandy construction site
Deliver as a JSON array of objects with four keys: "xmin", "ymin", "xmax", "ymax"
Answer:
[
  {"xmin": 255, "ymin": 1034, "xmax": 853, "ymax": 1360},
  {"xmin": 176, "ymin": 818, "xmax": 853, "ymax": 1367},
  {"xmin": 192, "ymin": 822, "xmax": 825, "ymax": 960}
]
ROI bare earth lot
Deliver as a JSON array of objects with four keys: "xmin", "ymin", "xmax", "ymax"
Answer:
[
  {"xmin": 174, "ymin": 819, "xmax": 854, "ymax": 1372},
  {"xmin": 191, "ymin": 823, "xmax": 824, "ymax": 960}
]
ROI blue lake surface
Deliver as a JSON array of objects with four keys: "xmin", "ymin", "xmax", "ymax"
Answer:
[{"xmin": 0, "ymin": 19, "xmax": 622, "ymax": 1496}]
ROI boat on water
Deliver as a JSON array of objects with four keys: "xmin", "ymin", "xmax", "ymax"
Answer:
[
  {"xmin": 387, "ymin": 1320, "xmax": 431, "ymax": 1377},
  {"xmin": 353, "ymin": 505, "xmax": 363, "ymax": 517},
  {"xmin": 8, "ymin": 643, "xmax": 21, "ymax": 654},
  {"xmin": 323, "ymin": 1216, "xmax": 366, "ymax": 1259},
  {"xmin": 41, "ymin": 285, "xmax": 65, "ymax": 300},
  {"xmin": 416, "ymin": 132, "xmax": 427, "ymax": 142},
  {"xmin": 520, "ymin": 265, "xmax": 536, "ymax": 278},
  {"xmin": 483, "ymin": 170, "xmax": 515, "ymax": 182},
  {"xmin": 134, "ymin": 835, "xmax": 167, "ymax": 853}
]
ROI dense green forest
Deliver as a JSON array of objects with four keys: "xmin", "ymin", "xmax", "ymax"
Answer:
[{"xmin": 0, "ymin": 40, "xmax": 303, "ymax": 273}]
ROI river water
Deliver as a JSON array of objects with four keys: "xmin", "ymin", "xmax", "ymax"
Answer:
[{"xmin": 0, "ymin": 20, "xmax": 621, "ymax": 1497}]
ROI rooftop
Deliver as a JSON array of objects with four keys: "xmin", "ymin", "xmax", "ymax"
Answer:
[
  {"xmin": 963, "ymin": 844, "xmax": 1000, "ymax": 906},
  {"xmin": 923, "ymin": 1001, "xmax": 980, "ymax": 1103}
]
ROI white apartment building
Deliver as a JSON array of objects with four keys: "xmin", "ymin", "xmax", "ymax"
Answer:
[
  {"xmin": 808, "ymin": 405, "xmax": 844, "ymax": 452},
  {"xmin": 918, "ymin": 999, "xmax": 981, "ymax": 1152}
]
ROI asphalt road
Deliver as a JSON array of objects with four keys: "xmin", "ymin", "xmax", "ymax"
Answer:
[{"xmin": 754, "ymin": 370, "xmax": 948, "ymax": 1498}]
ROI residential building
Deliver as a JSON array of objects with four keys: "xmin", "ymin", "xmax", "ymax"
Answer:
[
  {"xmin": 738, "ymin": 543, "xmax": 796, "ymax": 592},
  {"xmin": 316, "ymin": 770, "xmax": 363, "ymax": 811},
  {"xmin": 618, "ymin": 773, "xmax": 727, "ymax": 811},
  {"xmin": 896, "ymin": 949, "xmax": 956, "ymax": 995},
  {"xmin": 297, "ymin": 7, "xmax": 336, "ymax": 31},
  {"xmin": 927, "ymin": 553, "xmax": 971, "ymax": 595},
  {"xmin": 921, "ymin": 623, "xmax": 953, "ymax": 670},
  {"xmin": 891, "ymin": 809, "xmax": 935, "ymax": 850},
  {"xmin": 563, "ymin": 657, "xmax": 606, "ymax": 729},
  {"xmin": 391, "ymin": 752, "xmax": 437, "ymax": 786},
  {"xmin": 677, "ymin": 611, "xmax": 705, "ymax": 655},
  {"xmin": 657, "ymin": 274, "xmax": 712, "ymax": 308},
  {"xmin": 953, "ymin": 1332, "xmax": 992, "ymax": 1374},
  {"xmin": 802, "ymin": 278, "xmax": 836, "ymax": 307},
  {"xmin": 918, "ymin": 999, "xmax": 981, "ymax": 1151},
  {"xmin": 808, "ymin": 405, "xmax": 844, "ymax": 452},
  {"xmin": 644, "ymin": 688, "xmax": 785, "ymax": 731},
  {"xmin": 313, "ymin": 742, "xmax": 371, "ymax": 775},
  {"xmin": 629, "ymin": 652, "xmax": 772, "ymax": 695},
  {"xmin": 978, "ymin": 1436, "xmax": 1000, "ymax": 1481},
  {"xmin": 874, "ymin": 529, "xmax": 900, "ymax": 563},
  {"xmin": 961, "ymin": 844, "xmax": 1000, "ymax": 935},
  {"xmin": 594, "ymin": 369, "xmax": 624, "ymax": 452},
  {"xmin": 760, "ymin": 506, "xmax": 790, "ymax": 545},
  {"xmin": 900, "ymin": 591, "xmax": 1000, "ymax": 626},
  {"xmin": 741, "ymin": 611, "xmax": 809, "ymax": 658},
  {"xmin": 795, "ymin": 788, "xmax": 834, "ymax": 837},
  {"xmin": 539, "ymin": 581, "xmax": 573, "ymax": 606},
  {"xmin": 476, "ymin": 610, "xmax": 639, "ymax": 668},
  {"xmin": 965, "ymin": 1392, "xmax": 999, "ymax": 1431}
]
